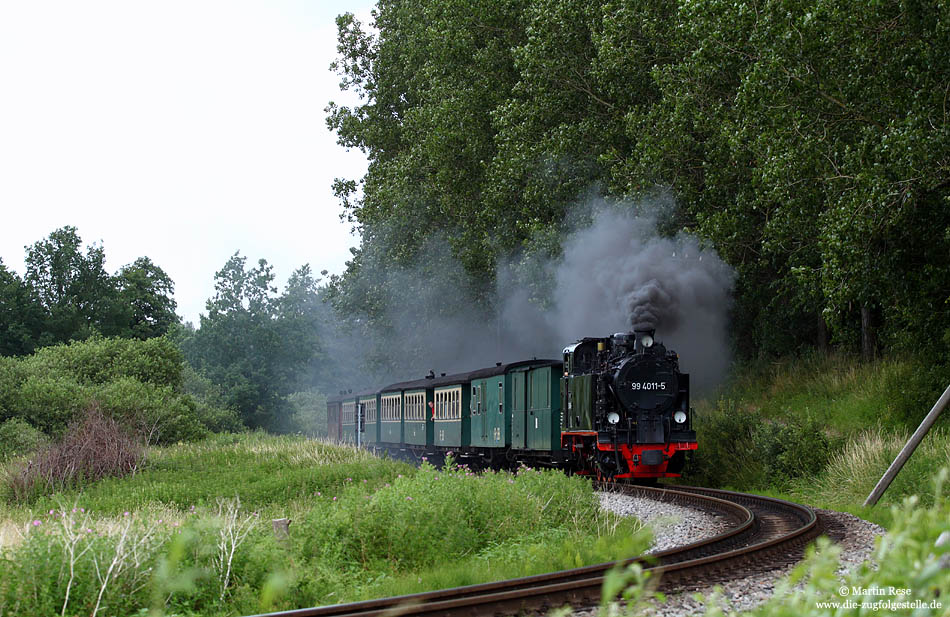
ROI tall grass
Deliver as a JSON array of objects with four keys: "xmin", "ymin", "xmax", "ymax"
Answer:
[
  {"xmin": 0, "ymin": 434, "xmax": 647, "ymax": 616},
  {"xmin": 691, "ymin": 352, "xmax": 950, "ymax": 519},
  {"xmin": 800, "ymin": 427, "xmax": 950, "ymax": 509}
]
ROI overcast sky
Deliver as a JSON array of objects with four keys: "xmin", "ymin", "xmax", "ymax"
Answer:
[{"xmin": 0, "ymin": 1, "xmax": 374, "ymax": 325}]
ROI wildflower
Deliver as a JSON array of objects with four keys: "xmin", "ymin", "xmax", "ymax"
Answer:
[
  {"xmin": 363, "ymin": 479, "xmax": 367, "ymax": 483},
  {"xmin": 32, "ymin": 520, "xmax": 41, "ymax": 526},
  {"xmin": 333, "ymin": 496, "xmax": 337, "ymax": 501},
  {"xmin": 72, "ymin": 508, "xmax": 77, "ymax": 513},
  {"xmin": 49, "ymin": 509, "xmax": 54, "ymax": 515},
  {"xmin": 124, "ymin": 512, "xmax": 130, "ymax": 517},
  {"xmin": 80, "ymin": 508, "xmax": 85, "ymax": 513},
  {"xmin": 317, "ymin": 492, "xmax": 322, "ymax": 496},
  {"xmin": 406, "ymin": 496, "xmax": 413, "ymax": 501},
  {"xmin": 158, "ymin": 519, "xmax": 163, "ymax": 524}
]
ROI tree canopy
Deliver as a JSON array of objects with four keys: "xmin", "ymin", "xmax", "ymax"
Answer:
[
  {"xmin": 327, "ymin": 0, "xmax": 950, "ymax": 359},
  {"xmin": 0, "ymin": 227, "xmax": 180, "ymax": 354}
]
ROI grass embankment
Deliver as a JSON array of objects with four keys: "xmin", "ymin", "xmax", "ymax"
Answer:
[
  {"xmin": 0, "ymin": 432, "xmax": 647, "ymax": 617},
  {"xmin": 588, "ymin": 353, "xmax": 950, "ymax": 617},
  {"xmin": 688, "ymin": 352, "xmax": 950, "ymax": 527}
]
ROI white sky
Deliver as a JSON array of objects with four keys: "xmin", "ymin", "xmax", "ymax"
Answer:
[{"xmin": 0, "ymin": 1, "xmax": 374, "ymax": 325}]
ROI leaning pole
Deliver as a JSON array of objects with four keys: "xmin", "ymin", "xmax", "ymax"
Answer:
[{"xmin": 864, "ymin": 383, "xmax": 950, "ymax": 506}]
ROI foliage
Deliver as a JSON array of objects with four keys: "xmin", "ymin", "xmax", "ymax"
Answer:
[
  {"xmin": 799, "ymin": 428, "xmax": 950, "ymax": 510},
  {"xmin": 7, "ymin": 227, "xmax": 181, "ymax": 351},
  {"xmin": 178, "ymin": 256, "xmax": 340, "ymax": 432},
  {"xmin": 0, "ymin": 336, "xmax": 229, "ymax": 444},
  {"xmin": 0, "ymin": 260, "xmax": 45, "ymax": 356},
  {"xmin": 0, "ymin": 435, "xmax": 644, "ymax": 616},
  {"xmin": 750, "ymin": 416, "xmax": 835, "ymax": 488},
  {"xmin": 0, "ymin": 418, "xmax": 47, "ymax": 462},
  {"xmin": 327, "ymin": 0, "xmax": 950, "ymax": 360}
]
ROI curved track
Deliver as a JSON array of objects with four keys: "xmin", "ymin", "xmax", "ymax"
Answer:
[{"xmin": 250, "ymin": 484, "xmax": 821, "ymax": 617}]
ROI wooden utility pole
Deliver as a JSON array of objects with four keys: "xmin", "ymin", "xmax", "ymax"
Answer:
[{"xmin": 864, "ymin": 383, "xmax": 950, "ymax": 506}]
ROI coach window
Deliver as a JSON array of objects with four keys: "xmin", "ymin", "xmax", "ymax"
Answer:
[{"xmin": 498, "ymin": 381, "xmax": 504, "ymax": 413}]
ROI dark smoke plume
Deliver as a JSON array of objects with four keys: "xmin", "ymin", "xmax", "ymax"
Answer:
[
  {"xmin": 496, "ymin": 203, "xmax": 736, "ymax": 391},
  {"xmin": 318, "ymin": 199, "xmax": 736, "ymax": 394}
]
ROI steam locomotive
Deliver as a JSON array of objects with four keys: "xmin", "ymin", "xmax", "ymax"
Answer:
[{"xmin": 326, "ymin": 329, "xmax": 696, "ymax": 479}]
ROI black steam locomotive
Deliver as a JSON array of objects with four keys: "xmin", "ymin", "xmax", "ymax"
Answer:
[
  {"xmin": 560, "ymin": 328, "xmax": 696, "ymax": 478},
  {"xmin": 327, "ymin": 329, "xmax": 696, "ymax": 480}
]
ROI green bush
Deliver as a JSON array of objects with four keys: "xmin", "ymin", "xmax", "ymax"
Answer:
[
  {"xmin": 95, "ymin": 377, "xmax": 208, "ymax": 443},
  {"xmin": 0, "ymin": 356, "xmax": 27, "ymax": 423},
  {"xmin": 298, "ymin": 462, "xmax": 604, "ymax": 574},
  {"xmin": 14, "ymin": 375, "xmax": 91, "ymax": 436},
  {"xmin": 24, "ymin": 335, "xmax": 185, "ymax": 389},
  {"xmin": 751, "ymin": 416, "xmax": 836, "ymax": 487},
  {"xmin": 0, "ymin": 418, "xmax": 47, "ymax": 461},
  {"xmin": 688, "ymin": 398, "xmax": 764, "ymax": 488},
  {"xmin": 0, "ymin": 336, "xmax": 237, "ymax": 443}
]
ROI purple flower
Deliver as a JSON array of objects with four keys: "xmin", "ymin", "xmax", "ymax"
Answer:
[
  {"xmin": 332, "ymin": 496, "xmax": 337, "ymax": 501},
  {"xmin": 124, "ymin": 512, "xmax": 130, "ymax": 517},
  {"xmin": 406, "ymin": 497, "xmax": 413, "ymax": 501},
  {"xmin": 32, "ymin": 520, "xmax": 41, "ymax": 526}
]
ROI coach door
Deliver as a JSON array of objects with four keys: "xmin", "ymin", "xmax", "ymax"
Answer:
[{"xmin": 511, "ymin": 370, "xmax": 527, "ymax": 449}]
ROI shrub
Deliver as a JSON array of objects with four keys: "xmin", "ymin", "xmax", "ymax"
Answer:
[
  {"xmin": 688, "ymin": 398, "xmax": 763, "ymax": 488},
  {"xmin": 0, "ymin": 355, "xmax": 27, "ymax": 423},
  {"xmin": 26, "ymin": 337, "xmax": 184, "ymax": 388},
  {"xmin": 95, "ymin": 377, "xmax": 208, "ymax": 444},
  {"xmin": 23, "ymin": 335, "xmax": 185, "ymax": 388},
  {"xmin": 751, "ymin": 415, "xmax": 835, "ymax": 487},
  {"xmin": 13, "ymin": 374, "xmax": 91, "ymax": 436},
  {"xmin": 6, "ymin": 403, "xmax": 145, "ymax": 503},
  {"xmin": 0, "ymin": 418, "xmax": 48, "ymax": 461}
]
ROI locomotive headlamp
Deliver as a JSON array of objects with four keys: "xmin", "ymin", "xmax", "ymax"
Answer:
[
  {"xmin": 607, "ymin": 412, "xmax": 621, "ymax": 425},
  {"xmin": 674, "ymin": 411, "xmax": 687, "ymax": 424},
  {"xmin": 640, "ymin": 334, "xmax": 654, "ymax": 348}
]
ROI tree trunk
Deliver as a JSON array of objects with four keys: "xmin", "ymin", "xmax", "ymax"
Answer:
[
  {"xmin": 817, "ymin": 312, "xmax": 829, "ymax": 354},
  {"xmin": 861, "ymin": 304, "xmax": 876, "ymax": 362}
]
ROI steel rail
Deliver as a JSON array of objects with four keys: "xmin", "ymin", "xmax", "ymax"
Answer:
[{"xmin": 249, "ymin": 485, "xmax": 819, "ymax": 617}]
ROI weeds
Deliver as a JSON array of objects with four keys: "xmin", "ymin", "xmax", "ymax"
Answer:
[
  {"xmin": 7, "ymin": 404, "xmax": 145, "ymax": 504},
  {"xmin": 0, "ymin": 435, "xmax": 638, "ymax": 616}
]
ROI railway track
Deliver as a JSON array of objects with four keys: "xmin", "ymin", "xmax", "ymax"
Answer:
[{"xmin": 250, "ymin": 484, "xmax": 822, "ymax": 617}]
